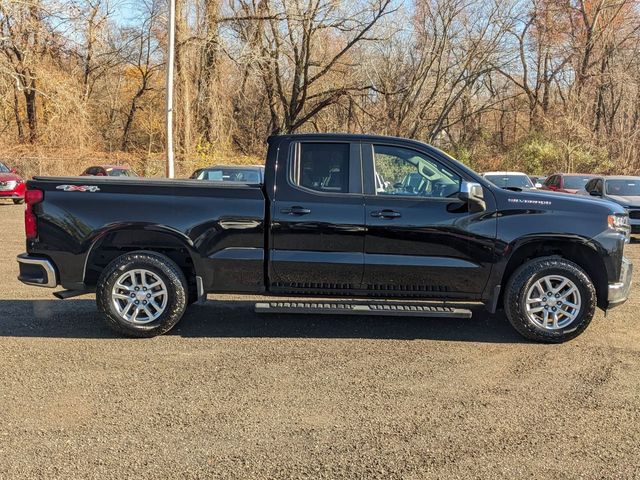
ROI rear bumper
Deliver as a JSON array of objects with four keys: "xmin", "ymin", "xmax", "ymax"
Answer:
[
  {"xmin": 607, "ymin": 256, "xmax": 632, "ymax": 308},
  {"xmin": 17, "ymin": 253, "xmax": 58, "ymax": 288}
]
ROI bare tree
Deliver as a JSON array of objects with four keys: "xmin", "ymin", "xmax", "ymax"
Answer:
[
  {"xmin": 0, "ymin": 0, "xmax": 47, "ymax": 142},
  {"xmin": 120, "ymin": 0, "xmax": 164, "ymax": 151},
  {"xmin": 230, "ymin": 0, "xmax": 395, "ymax": 134}
]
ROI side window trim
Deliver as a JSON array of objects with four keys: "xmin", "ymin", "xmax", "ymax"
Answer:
[{"xmin": 287, "ymin": 140, "xmax": 362, "ymax": 196}]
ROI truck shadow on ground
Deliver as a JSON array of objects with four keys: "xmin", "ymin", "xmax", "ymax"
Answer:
[{"xmin": 0, "ymin": 299, "xmax": 526, "ymax": 343}]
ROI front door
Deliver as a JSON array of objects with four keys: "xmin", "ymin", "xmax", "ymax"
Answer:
[
  {"xmin": 361, "ymin": 143, "xmax": 496, "ymax": 298},
  {"xmin": 269, "ymin": 140, "xmax": 365, "ymax": 294}
]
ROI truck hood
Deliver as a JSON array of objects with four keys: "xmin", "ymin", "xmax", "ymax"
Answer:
[
  {"xmin": 606, "ymin": 195, "xmax": 640, "ymax": 208},
  {"xmin": 497, "ymin": 188, "xmax": 626, "ymax": 214}
]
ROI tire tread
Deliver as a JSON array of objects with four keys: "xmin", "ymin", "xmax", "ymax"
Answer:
[
  {"xmin": 96, "ymin": 251, "xmax": 187, "ymax": 337},
  {"xmin": 504, "ymin": 256, "xmax": 597, "ymax": 343}
]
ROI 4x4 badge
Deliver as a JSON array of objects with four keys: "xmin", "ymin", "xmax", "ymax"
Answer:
[{"xmin": 56, "ymin": 185, "xmax": 100, "ymax": 192}]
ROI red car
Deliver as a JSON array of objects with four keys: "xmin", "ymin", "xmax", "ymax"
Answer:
[
  {"xmin": 81, "ymin": 165, "xmax": 137, "ymax": 177},
  {"xmin": 0, "ymin": 161, "xmax": 26, "ymax": 204},
  {"xmin": 541, "ymin": 173, "xmax": 596, "ymax": 194}
]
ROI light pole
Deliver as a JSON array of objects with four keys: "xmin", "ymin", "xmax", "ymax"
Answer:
[{"xmin": 165, "ymin": 0, "xmax": 176, "ymax": 178}]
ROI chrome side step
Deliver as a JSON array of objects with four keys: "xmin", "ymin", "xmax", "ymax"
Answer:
[{"xmin": 254, "ymin": 302, "xmax": 472, "ymax": 318}]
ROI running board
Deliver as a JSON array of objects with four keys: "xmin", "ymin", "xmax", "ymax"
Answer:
[
  {"xmin": 254, "ymin": 302, "xmax": 472, "ymax": 318},
  {"xmin": 53, "ymin": 289, "xmax": 91, "ymax": 300}
]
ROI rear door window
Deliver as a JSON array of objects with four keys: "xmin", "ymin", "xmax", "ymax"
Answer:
[{"xmin": 291, "ymin": 143, "xmax": 350, "ymax": 194}]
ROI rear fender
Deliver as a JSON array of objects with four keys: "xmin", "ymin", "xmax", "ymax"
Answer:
[{"xmin": 82, "ymin": 223, "xmax": 204, "ymax": 286}]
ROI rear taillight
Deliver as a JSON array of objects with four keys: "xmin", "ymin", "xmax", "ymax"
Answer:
[{"xmin": 25, "ymin": 189, "xmax": 43, "ymax": 240}]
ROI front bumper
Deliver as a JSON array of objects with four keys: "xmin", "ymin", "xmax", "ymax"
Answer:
[
  {"xmin": 0, "ymin": 183, "xmax": 26, "ymax": 199},
  {"xmin": 17, "ymin": 253, "xmax": 58, "ymax": 288},
  {"xmin": 608, "ymin": 256, "xmax": 633, "ymax": 308},
  {"xmin": 0, "ymin": 192, "xmax": 24, "ymax": 199}
]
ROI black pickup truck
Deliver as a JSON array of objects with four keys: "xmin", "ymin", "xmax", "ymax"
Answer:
[{"xmin": 17, "ymin": 134, "xmax": 633, "ymax": 342}]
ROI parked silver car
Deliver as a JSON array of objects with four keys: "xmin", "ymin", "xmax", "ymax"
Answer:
[{"xmin": 584, "ymin": 176, "xmax": 640, "ymax": 233}]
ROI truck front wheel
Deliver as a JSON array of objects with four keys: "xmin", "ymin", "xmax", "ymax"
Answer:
[
  {"xmin": 96, "ymin": 251, "xmax": 188, "ymax": 337},
  {"xmin": 504, "ymin": 256, "xmax": 597, "ymax": 343}
]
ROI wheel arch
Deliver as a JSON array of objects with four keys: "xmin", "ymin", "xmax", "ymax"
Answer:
[
  {"xmin": 83, "ymin": 225, "xmax": 201, "ymax": 291},
  {"xmin": 499, "ymin": 237, "xmax": 608, "ymax": 310}
]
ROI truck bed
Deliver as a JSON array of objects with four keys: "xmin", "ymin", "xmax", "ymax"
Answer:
[{"xmin": 27, "ymin": 175, "xmax": 266, "ymax": 293}]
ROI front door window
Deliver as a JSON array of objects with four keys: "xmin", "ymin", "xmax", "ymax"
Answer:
[{"xmin": 373, "ymin": 145, "xmax": 461, "ymax": 198}]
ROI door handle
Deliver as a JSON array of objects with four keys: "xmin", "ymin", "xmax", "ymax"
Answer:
[
  {"xmin": 281, "ymin": 206, "xmax": 311, "ymax": 215},
  {"xmin": 371, "ymin": 210, "xmax": 401, "ymax": 219}
]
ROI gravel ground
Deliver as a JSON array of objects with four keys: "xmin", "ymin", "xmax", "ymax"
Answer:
[{"xmin": 1, "ymin": 202, "xmax": 639, "ymax": 479}]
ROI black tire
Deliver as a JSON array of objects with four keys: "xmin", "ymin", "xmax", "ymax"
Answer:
[
  {"xmin": 13, "ymin": 198, "xmax": 24, "ymax": 205},
  {"xmin": 96, "ymin": 251, "xmax": 188, "ymax": 337},
  {"xmin": 504, "ymin": 256, "xmax": 597, "ymax": 343}
]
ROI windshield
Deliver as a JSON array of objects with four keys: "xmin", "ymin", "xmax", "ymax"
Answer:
[
  {"xmin": 605, "ymin": 179, "xmax": 640, "ymax": 196},
  {"xmin": 0, "ymin": 162, "xmax": 10, "ymax": 173},
  {"xmin": 563, "ymin": 176, "xmax": 592, "ymax": 190},
  {"xmin": 484, "ymin": 174, "xmax": 534, "ymax": 189},
  {"xmin": 197, "ymin": 168, "xmax": 261, "ymax": 183},
  {"xmin": 106, "ymin": 168, "xmax": 135, "ymax": 177}
]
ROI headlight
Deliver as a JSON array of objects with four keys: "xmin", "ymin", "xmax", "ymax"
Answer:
[{"xmin": 608, "ymin": 213, "xmax": 631, "ymax": 242}]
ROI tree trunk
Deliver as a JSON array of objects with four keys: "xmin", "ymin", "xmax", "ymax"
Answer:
[
  {"xmin": 24, "ymin": 81, "xmax": 38, "ymax": 143},
  {"xmin": 121, "ymin": 86, "xmax": 146, "ymax": 151},
  {"xmin": 174, "ymin": 0, "xmax": 191, "ymax": 156},
  {"xmin": 12, "ymin": 86, "xmax": 24, "ymax": 143},
  {"xmin": 198, "ymin": 0, "xmax": 221, "ymax": 144}
]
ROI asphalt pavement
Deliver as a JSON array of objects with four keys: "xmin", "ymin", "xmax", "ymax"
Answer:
[{"xmin": 1, "ymin": 202, "xmax": 639, "ymax": 479}]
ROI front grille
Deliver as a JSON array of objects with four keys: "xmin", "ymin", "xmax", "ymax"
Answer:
[
  {"xmin": 628, "ymin": 209, "xmax": 640, "ymax": 220},
  {"xmin": 0, "ymin": 180, "xmax": 17, "ymax": 191}
]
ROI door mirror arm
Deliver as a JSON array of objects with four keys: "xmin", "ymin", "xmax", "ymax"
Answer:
[
  {"xmin": 458, "ymin": 181, "xmax": 486, "ymax": 213},
  {"xmin": 589, "ymin": 190, "xmax": 602, "ymax": 197}
]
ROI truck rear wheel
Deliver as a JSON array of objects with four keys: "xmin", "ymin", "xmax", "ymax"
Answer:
[
  {"xmin": 504, "ymin": 256, "xmax": 597, "ymax": 343},
  {"xmin": 96, "ymin": 251, "xmax": 188, "ymax": 337}
]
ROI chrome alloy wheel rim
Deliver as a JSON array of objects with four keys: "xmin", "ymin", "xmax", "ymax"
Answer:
[
  {"xmin": 111, "ymin": 269, "xmax": 168, "ymax": 324},
  {"xmin": 525, "ymin": 275, "xmax": 581, "ymax": 330}
]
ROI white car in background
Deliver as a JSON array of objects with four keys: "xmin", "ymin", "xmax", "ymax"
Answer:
[{"xmin": 482, "ymin": 171, "xmax": 538, "ymax": 190}]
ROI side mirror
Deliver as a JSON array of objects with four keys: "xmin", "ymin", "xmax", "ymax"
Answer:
[
  {"xmin": 10, "ymin": 167, "xmax": 17, "ymax": 174},
  {"xmin": 393, "ymin": 182, "xmax": 403, "ymax": 189},
  {"xmin": 459, "ymin": 181, "xmax": 486, "ymax": 212},
  {"xmin": 589, "ymin": 190, "xmax": 602, "ymax": 197}
]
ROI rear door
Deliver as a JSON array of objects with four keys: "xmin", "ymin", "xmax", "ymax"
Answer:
[
  {"xmin": 361, "ymin": 142, "xmax": 497, "ymax": 297},
  {"xmin": 268, "ymin": 140, "xmax": 365, "ymax": 293}
]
